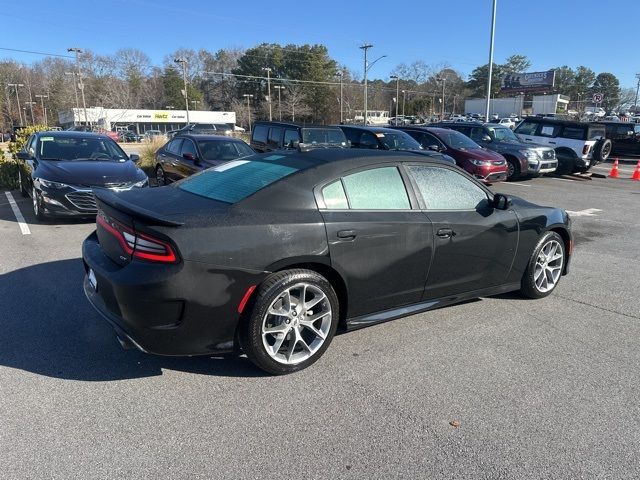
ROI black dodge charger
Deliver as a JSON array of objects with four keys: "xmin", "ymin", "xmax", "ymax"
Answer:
[
  {"xmin": 17, "ymin": 131, "xmax": 148, "ymax": 220},
  {"xmin": 82, "ymin": 149, "xmax": 572, "ymax": 374}
]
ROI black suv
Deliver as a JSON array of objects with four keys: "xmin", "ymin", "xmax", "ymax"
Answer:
[
  {"xmin": 599, "ymin": 121, "xmax": 640, "ymax": 157},
  {"xmin": 338, "ymin": 125, "xmax": 456, "ymax": 165},
  {"xmin": 250, "ymin": 121, "xmax": 348, "ymax": 152},
  {"xmin": 433, "ymin": 122, "xmax": 557, "ymax": 180}
]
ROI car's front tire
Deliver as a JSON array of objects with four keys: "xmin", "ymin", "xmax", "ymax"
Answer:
[
  {"xmin": 520, "ymin": 231, "xmax": 565, "ymax": 299},
  {"xmin": 506, "ymin": 157, "xmax": 521, "ymax": 181},
  {"xmin": 240, "ymin": 269, "xmax": 339, "ymax": 375},
  {"xmin": 32, "ymin": 186, "xmax": 45, "ymax": 221},
  {"xmin": 18, "ymin": 169, "xmax": 28, "ymax": 197},
  {"xmin": 155, "ymin": 165, "xmax": 167, "ymax": 186}
]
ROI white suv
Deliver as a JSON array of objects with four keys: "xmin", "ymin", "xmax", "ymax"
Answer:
[{"xmin": 514, "ymin": 118, "xmax": 611, "ymax": 174}]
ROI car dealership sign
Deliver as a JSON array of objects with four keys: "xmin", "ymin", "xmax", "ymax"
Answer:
[{"xmin": 501, "ymin": 70, "xmax": 556, "ymax": 92}]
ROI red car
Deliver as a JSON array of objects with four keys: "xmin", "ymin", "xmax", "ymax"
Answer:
[{"xmin": 394, "ymin": 126, "xmax": 508, "ymax": 183}]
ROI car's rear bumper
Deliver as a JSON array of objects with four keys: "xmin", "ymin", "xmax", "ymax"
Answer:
[{"xmin": 82, "ymin": 231, "xmax": 267, "ymax": 356}]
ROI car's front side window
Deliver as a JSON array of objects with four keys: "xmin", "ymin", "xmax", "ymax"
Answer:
[
  {"xmin": 340, "ymin": 167, "xmax": 410, "ymax": 210},
  {"xmin": 515, "ymin": 121, "xmax": 538, "ymax": 136},
  {"xmin": 406, "ymin": 165, "xmax": 488, "ymax": 210}
]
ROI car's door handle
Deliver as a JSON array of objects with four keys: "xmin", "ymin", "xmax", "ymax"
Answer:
[
  {"xmin": 337, "ymin": 230, "xmax": 357, "ymax": 240},
  {"xmin": 436, "ymin": 228, "xmax": 455, "ymax": 239},
  {"xmin": 548, "ymin": 141, "xmax": 556, "ymax": 144}
]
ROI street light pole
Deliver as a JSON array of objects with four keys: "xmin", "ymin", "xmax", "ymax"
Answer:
[
  {"xmin": 634, "ymin": 73, "xmax": 640, "ymax": 113},
  {"xmin": 7, "ymin": 84, "xmax": 24, "ymax": 125},
  {"xmin": 262, "ymin": 67, "xmax": 272, "ymax": 121},
  {"xmin": 35, "ymin": 94, "xmax": 49, "ymax": 125},
  {"xmin": 174, "ymin": 57, "xmax": 190, "ymax": 124},
  {"xmin": 484, "ymin": 0, "xmax": 497, "ymax": 122},
  {"xmin": 402, "ymin": 90, "xmax": 406, "ymax": 118},
  {"xmin": 440, "ymin": 76, "xmax": 446, "ymax": 118},
  {"xmin": 360, "ymin": 44, "xmax": 372, "ymax": 125},
  {"xmin": 243, "ymin": 94, "xmax": 253, "ymax": 132},
  {"xmin": 65, "ymin": 72, "xmax": 80, "ymax": 113},
  {"xmin": 390, "ymin": 75, "xmax": 400, "ymax": 125},
  {"xmin": 337, "ymin": 70, "xmax": 344, "ymax": 123},
  {"xmin": 274, "ymin": 85, "xmax": 284, "ymax": 121},
  {"xmin": 68, "ymin": 48, "xmax": 89, "ymax": 125}
]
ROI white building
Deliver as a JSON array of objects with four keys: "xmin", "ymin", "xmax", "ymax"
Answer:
[
  {"xmin": 58, "ymin": 107, "xmax": 236, "ymax": 133},
  {"xmin": 531, "ymin": 94, "xmax": 569, "ymax": 115}
]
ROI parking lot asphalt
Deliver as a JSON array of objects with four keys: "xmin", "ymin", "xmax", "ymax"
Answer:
[{"xmin": 1, "ymin": 171, "xmax": 639, "ymax": 479}]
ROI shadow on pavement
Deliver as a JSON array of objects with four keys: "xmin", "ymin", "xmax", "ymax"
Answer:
[{"xmin": 0, "ymin": 258, "xmax": 266, "ymax": 380}]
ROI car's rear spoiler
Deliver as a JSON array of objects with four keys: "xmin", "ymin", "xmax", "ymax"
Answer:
[{"xmin": 94, "ymin": 189, "xmax": 184, "ymax": 227}]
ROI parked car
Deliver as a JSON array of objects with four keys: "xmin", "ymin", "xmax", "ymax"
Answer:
[
  {"xmin": 144, "ymin": 130, "xmax": 164, "ymax": 141},
  {"xmin": 16, "ymin": 131, "xmax": 147, "ymax": 221},
  {"xmin": 118, "ymin": 130, "xmax": 141, "ymax": 143},
  {"xmin": 600, "ymin": 121, "xmax": 640, "ymax": 157},
  {"xmin": 391, "ymin": 126, "xmax": 508, "ymax": 183},
  {"xmin": 250, "ymin": 121, "xmax": 349, "ymax": 152},
  {"xmin": 154, "ymin": 134, "xmax": 255, "ymax": 185},
  {"xmin": 489, "ymin": 118, "xmax": 516, "ymax": 129},
  {"xmin": 339, "ymin": 125, "xmax": 456, "ymax": 165},
  {"xmin": 433, "ymin": 121, "xmax": 557, "ymax": 180},
  {"xmin": 82, "ymin": 148, "xmax": 572, "ymax": 374},
  {"xmin": 173, "ymin": 123, "xmax": 232, "ymax": 137},
  {"xmin": 514, "ymin": 117, "xmax": 611, "ymax": 174}
]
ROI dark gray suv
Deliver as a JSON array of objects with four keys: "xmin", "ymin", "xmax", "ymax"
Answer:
[{"xmin": 434, "ymin": 122, "xmax": 557, "ymax": 180}]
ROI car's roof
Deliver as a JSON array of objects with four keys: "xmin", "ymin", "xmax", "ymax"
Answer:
[
  {"xmin": 338, "ymin": 125, "xmax": 408, "ymax": 134},
  {"xmin": 393, "ymin": 125, "xmax": 458, "ymax": 135},
  {"xmin": 173, "ymin": 134, "xmax": 245, "ymax": 142},
  {"xmin": 35, "ymin": 130, "xmax": 112, "ymax": 139},
  {"xmin": 519, "ymin": 117, "xmax": 595, "ymax": 127},
  {"xmin": 437, "ymin": 121, "xmax": 490, "ymax": 128},
  {"xmin": 254, "ymin": 121, "xmax": 341, "ymax": 129}
]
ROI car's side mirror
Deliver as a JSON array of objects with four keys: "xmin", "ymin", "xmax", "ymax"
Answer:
[
  {"xmin": 482, "ymin": 135, "xmax": 492, "ymax": 142},
  {"xmin": 427, "ymin": 144, "xmax": 441, "ymax": 152},
  {"xmin": 183, "ymin": 153, "xmax": 196, "ymax": 161},
  {"xmin": 493, "ymin": 193, "xmax": 512, "ymax": 210},
  {"xmin": 16, "ymin": 151, "xmax": 30, "ymax": 160},
  {"xmin": 129, "ymin": 154, "xmax": 140, "ymax": 163},
  {"xmin": 291, "ymin": 140, "xmax": 300, "ymax": 149}
]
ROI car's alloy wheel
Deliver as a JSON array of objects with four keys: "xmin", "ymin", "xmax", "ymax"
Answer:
[
  {"xmin": 506, "ymin": 158, "xmax": 520, "ymax": 181},
  {"xmin": 155, "ymin": 165, "xmax": 166, "ymax": 186},
  {"xmin": 241, "ymin": 269, "xmax": 339, "ymax": 375},
  {"xmin": 32, "ymin": 186, "xmax": 44, "ymax": 221},
  {"xmin": 521, "ymin": 231, "xmax": 564, "ymax": 298}
]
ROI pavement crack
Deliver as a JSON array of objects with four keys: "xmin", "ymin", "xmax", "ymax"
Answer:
[{"xmin": 555, "ymin": 294, "xmax": 640, "ymax": 320}]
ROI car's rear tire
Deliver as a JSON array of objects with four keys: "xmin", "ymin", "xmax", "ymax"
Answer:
[
  {"xmin": 520, "ymin": 231, "xmax": 565, "ymax": 299},
  {"xmin": 240, "ymin": 269, "xmax": 339, "ymax": 375},
  {"xmin": 155, "ymin": 165, "xmax": 167, "ymax": 186},
  {"xmin": 505, "ymin": 157, "xmax": 521, "ymax": 181}
]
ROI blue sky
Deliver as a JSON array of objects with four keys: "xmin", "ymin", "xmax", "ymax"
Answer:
[{"xmin": 2, "ymin": 0, "xmax": 638, "ymax": 88}]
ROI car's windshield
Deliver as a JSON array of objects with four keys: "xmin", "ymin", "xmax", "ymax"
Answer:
[
  {"xmin": 301, "ymin": 128, "xmax": 347, "ymax": 145},
  {"xmin": 378, "ymin": 132, "xmax": 423, "ymax": 150},
  {"xmin": 197, "ymin": 139, "xmax": 254, "ymax": 161},
  {"xmin": 438, "ymin": 130, "xmax": 481, "ymax": 149},
  {"xmin": 486, "ymin": 126, "xmax": 520, "ymax": 143},
  {"xmin": 37, "ymin": 136, "xmax": 128, "ymax": 161}
]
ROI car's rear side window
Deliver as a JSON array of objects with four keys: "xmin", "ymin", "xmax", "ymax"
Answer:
[
  {"xmin": 341, "ymin": 167, "xmax": 410, "ymax": 209},
  {"xmin": 178, "ymin": 160, "xmax": 299, "ymax": 204},
  {"xmin": 322, "ymin": 180, "xmax": 349, "ymax": 209},
  {"xmin": 561, "ymin": 127, "xmax": 586, "ymax": 140}
]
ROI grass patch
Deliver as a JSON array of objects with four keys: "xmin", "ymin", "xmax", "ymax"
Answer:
[{"xmin": 137, "ymin": 139, "xmax": 165, "ymax": 176}]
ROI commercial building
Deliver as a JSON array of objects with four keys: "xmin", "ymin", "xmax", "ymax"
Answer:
[
  {"xmin": 464, "ymin": 94, "xmax": 570, "ymax": 118},
  {"xmin": 58, "ymin": 107, "xmax": 236, "ymax": 133}
]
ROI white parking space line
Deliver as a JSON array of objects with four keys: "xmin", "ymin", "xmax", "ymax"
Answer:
[
  {"xmin": 4, "ymin": 191, "xmax": 31, "ymax": 235},
  {"xmin": 507, "ymin": 183, "xmax": 531, "ymax": 187}
]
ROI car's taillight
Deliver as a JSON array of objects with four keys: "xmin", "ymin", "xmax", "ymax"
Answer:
[
  {"xmin": 96, "ymin": 214, "xmax": 177, "ymax": 263},
  {"xmin": 582, "ymin": 144, "xmax": 591, "ymax": 155}
]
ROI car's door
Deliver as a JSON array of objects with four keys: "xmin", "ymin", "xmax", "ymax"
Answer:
[
  {"xmin": 514, "ymin": 120, "xmax": 540, "ymax": 144},
  {"xmin": 157, "ymin": 138, "xmax": 182, "ymax": 181},
  {"xmin": 612, "ymin": 124, "xmax": 634, "ymax": 156},
  {"xmin": 404, "ymin": 164, "xmax": 518, "ymax": 299},
  {"xmin": 319, "ymin": 165, "xmax": 433, "ymax": 318},
  {"xmin": 20, "ymin": 134, "xmax": 38, "ymax": 191},
  {"xmin": 176, "ymin": 138, "xmax": 202, "ymax": 179}
]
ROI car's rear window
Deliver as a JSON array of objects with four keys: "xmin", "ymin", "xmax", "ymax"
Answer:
[{"xmin": 178, "ymin": 159, "xmax": 299, "ymax": 204}]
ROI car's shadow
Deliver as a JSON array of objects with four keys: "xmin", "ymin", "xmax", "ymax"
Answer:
[{"xmin": 0, "ymin": 258, "xmax": 267, "ymax": 380}]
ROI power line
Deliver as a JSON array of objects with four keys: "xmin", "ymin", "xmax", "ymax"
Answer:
[{"xmin": 0, "ymin": 47, "xmax": 74, "ymax": 59}]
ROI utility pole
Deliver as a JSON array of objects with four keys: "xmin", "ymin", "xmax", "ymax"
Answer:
[
  {"xmin": 7, "ymin": 83, "xmax": 24, "ymax": 125},
  {"xmin": 484, "ymin": 0, "xmax": 497, "ymax": 122},
  {"xmin": 243, "ymin": 94, "xmax": 253, "ymax": 132},
  {"xmin": 337, "ymin": 70, "xmax": 344, "ymax": 123},
  {"xmin": 65, "ymin": 72, "xmax": 80, "ymax": 115},
  {"xmin": 24, "ymin": 101, "xmax": 36, "ymax": 125},
  {"xmin": 68, "ymin": 48, "xmax": 89, "ymax": 125},
  {"xmin": 262, "ymin": 67, "xmax": 272, "ymax": 121},
  {"xmin": 174, "ymin": 57, "xmax": 190, "ymax": 124},
  {"xmin": 390, "ymin": 75, "xmax": 400, "ymax": 125},
  {"xmin": 634, "ymin": 73, "xmax": 640, "ymax": 113},
  {"xmin": 402, "ymin": 90, "xmax": 406, "ymax": 118},
  {"xmin": 439, "ymin": 76, "xmax": 446, "ymax": 118},
  {"xmin": 36, "ymin": 94, "xmax": 49, "ymax": 125},
  {"xmin": 360, "ymin": 44, "xmax": 372, "ymax": 125},
  {"xmin": 274, "ymin": 85, "xmax": 284, "ymax": 121}
]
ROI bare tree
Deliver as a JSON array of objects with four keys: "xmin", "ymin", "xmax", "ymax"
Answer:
[{"xmin": 282, "ymin": 84, "xmax": 311, "ymax": 121}]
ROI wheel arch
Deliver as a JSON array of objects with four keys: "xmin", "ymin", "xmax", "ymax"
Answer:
[
  {"xmin": 547, "ymin": 225, "xmax": 571, "ymax": 275},
  {"xmin": 266, "ymin": 257, "xmax": 349, "ymax": 330}
]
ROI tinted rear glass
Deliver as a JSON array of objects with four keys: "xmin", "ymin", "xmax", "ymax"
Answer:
[
  {"xmin": 301, "ymin": 128, "xmax": 347, "ymax": 145},
  {"xmin": 178, "ymin": 159, "xmax": 299, "ymax": 204}
]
